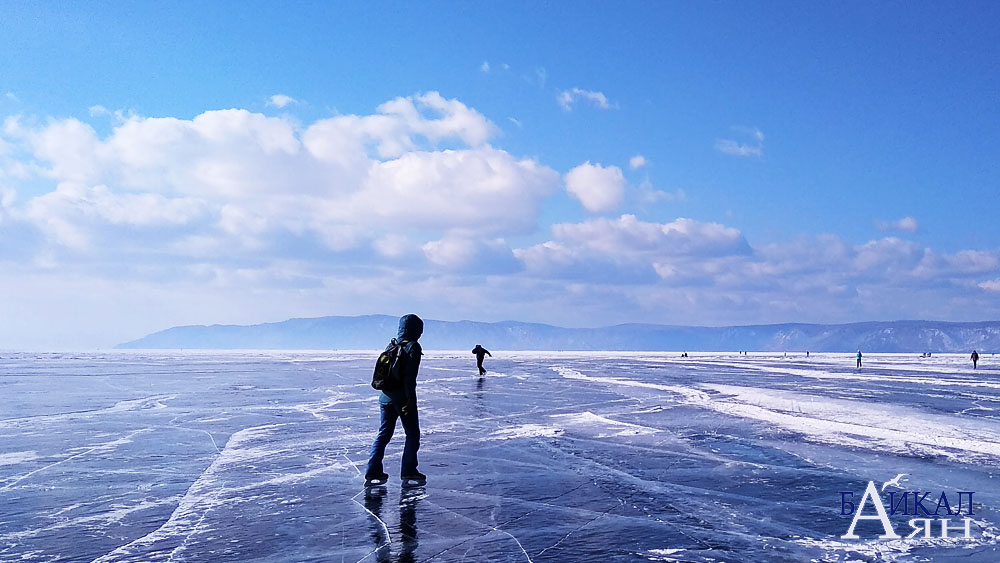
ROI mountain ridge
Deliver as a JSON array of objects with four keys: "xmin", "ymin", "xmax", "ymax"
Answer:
[{"xmin": 116, "ymin": 316, "xmax": 1000, "ymax": 353}]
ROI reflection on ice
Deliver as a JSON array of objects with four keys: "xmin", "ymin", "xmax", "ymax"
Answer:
[{"xmin": 1, "ymin": 351, "xmax": 999, "ymax": 561}]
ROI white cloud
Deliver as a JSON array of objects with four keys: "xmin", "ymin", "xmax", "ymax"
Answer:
[
  {"xmin": 980, "ymin": 279, "xmax": 1000, "ymax": 292},
  {"xmin": 715, "ymin": 140, "xmax": 761, "ymax": 157},
  {"xmin": 564, "ymin": 161, "xmax": 625, "ymax": 213},
  {"xmin": 639, "ymin": 184, "xmax": 686, "ymax": 204},
  {"xmin": 4, "ymin": 92, "xmax": 18, "ymax": 103},
  {"xmin": 514, "ymin": 220, "xmax": 1000, "ymax": 323},
  {"xmin": 876, "ymin": 216, "xmax": 919, "ymax": 233},
  {"xmin": 373, "ymin": 234, "xmax": 413, "ymax": 259},
  {"xmin": 267, "ymin": 94, "xmax": 297, "ymax": 108},
  {"xmin": 422, "ymin": 238, "xmax": 476, "ymax": 266},
  {"xmin": 0, "ymin": 186, "xmax": 15, "ymax": 208},
  {"xmin": 352, "ymin": 146, "xmax": 559, "ymax": 234},
  {"xmin": 553, "ymin": 215, "xmax": 749, "ymax": 259},
  {"xmin": 629, "ymin": 155, "xmax": 647, "ymax": 169},
  {"xmin": 716, "ymin": 127, "xmax": 764, "ymax": 157},
  {"xmin": 23, "ymin": 182, "xmax": 207, "ymax": 249},
  {"xmin": 516, "ymin": 215, "xmax": 751, "ymax": 282},
  {"xmin": 853, "ymin": 237, "xmax": 925, "ymax": 273},
  {"xmin": 557, "ymin": 88, "xmax": 613, "ymax": 111},
  {"xmin": 480, "ymin": 61, "xmax": 490, "ymax": 73},
  {"xmin": 422, "ymin": 237, "xmax": 519, "ymax": 273},
  {"xmin": 1, "ymin": 91, "xmax": 558, "ymax": 263}
]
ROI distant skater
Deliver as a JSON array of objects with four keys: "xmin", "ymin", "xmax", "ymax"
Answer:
[
  {"xmin": 472, "ymin": 344, "xmax": 491, "ymax": 375},
  {"xmin": 856, "ymin": 350, "xmax": 863, "ymax": 369},
  {"xmin": 972, "ymin": 350, "xmax": 980, "ymax": 369}
]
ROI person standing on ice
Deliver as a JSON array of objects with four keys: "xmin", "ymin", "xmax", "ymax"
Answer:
[
  {"xmin": 472, "ymin": 344, "xmax": 491, "ymax": 376},
  {"xmin": 972, "ymin": 350, "xmax": 980, "ymax": 369},
  {"xmin": 856, "ymin": 350, "xmax": 863, "ymax": 369},
  {"xmin": 365, "ymin": 314, "xmax": 425, "ymax": 487}
]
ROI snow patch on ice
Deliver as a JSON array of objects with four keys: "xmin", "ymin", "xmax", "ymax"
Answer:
[
  {"xmin": 0, "ymin": 451, "xmax": 37, "ymax": 466},
  {"xmin": 552, "ymin": 411, "xmax": 658, "ymax": 437},
  {"xmin": 644, "ymin": 548, "xmax": 687, "ymax": 561},
  {"xmin": 552, "ymin": 366, "xmax": 708, "ymax": 402},
  {"xmin": 491, "ymin": 423, "xmax": 564, "ymax": 440},
  {"xmin": 553, "ymin": 363, "xmax": 1000, "ymax": 463},
  {"xmin": 701, "ymin": 384, "xmax": 1000, "ymax": 462}
]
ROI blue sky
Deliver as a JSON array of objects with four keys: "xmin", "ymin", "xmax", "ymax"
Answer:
[{"xmin": 1, "ymin": 1, "xmax": 998, "ymax": 348}]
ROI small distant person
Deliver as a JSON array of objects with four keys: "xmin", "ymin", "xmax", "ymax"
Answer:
[
  {"xmin": 806, "ymin": 351, "xmax": 810, "ymax": 358},
  {"xmin": 856, "ymin": 350, "xmax": 863, "ymax": 369},
  {"xmin": 472, "ymin": 344, "xmax": 491, "ymax": 376},
  {"xmin": 366, "ymin": 314, "xmax": 425, "ymax": 487},
  {"xmin": 972, "ymin": 350, "xmax": 980, "ymax": 369}
]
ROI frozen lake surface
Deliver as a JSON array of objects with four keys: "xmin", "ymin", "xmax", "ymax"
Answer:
[{"xmin": 2, "ymin": 351, "xmax": 1000, "ymax": 562}]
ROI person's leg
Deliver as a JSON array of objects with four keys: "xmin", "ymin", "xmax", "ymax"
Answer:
[
  {"xmin": 366, "ymin": 403, "xmax": 398, "ymax": 479},
  {"xmin": 399, "ymin": 406, "xmax": 421, "ymax": 477}
]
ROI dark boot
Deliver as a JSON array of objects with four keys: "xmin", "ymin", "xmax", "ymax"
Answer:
[
  {"xmin": 401, "ymin": 472, "xmax": 426, "ymax": 487},
  {"xmin": 364, "ymin": 472, "xmax": 390, "ymax": 487}
]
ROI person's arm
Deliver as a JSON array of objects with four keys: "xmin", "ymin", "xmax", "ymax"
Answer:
[
  {"xmin": 401, "ymin": 342, "xmax": 421, "ymax": 415},
  {"xmin": 486, "ymin": 349, "xmax": 491, "ymax": 357}
]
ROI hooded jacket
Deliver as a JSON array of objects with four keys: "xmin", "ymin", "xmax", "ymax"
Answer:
[{"xmin": 380, "ymin": 314, "xmax": 423, "ymax": 408}]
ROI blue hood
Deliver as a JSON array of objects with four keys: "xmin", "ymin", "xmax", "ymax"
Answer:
[{"xmin": 397, "ymin": 314, "xmax": 423, "ymax": 341}]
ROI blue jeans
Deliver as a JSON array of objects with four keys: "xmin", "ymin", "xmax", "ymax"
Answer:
[{"xmin": 366, "ymin": 399, "xmax": 420, "ymax": 478}]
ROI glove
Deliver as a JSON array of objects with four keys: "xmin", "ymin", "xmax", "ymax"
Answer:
[{"xmin": 401, "ymin": 401, "xmax": 415, "ymax": 416}]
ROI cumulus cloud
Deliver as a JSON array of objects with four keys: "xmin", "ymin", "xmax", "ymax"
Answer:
[
  {"xmin": 422, "ymin": 236, "xmax": 520, "ymax": 273},
  {"xmin": 351, "ymin": 146, "xmax": 558, "ymax": 234},
  {"xmin": 716, "ymin": 127, "xmax": 764, "ymax": 157},
  {"xmin": 516, "ymin": 215, "xmax": 751, "ymax": 283},
  {"xmin": 267, "ymin": 94, "xmax": 297, "ymax": 108},
  {"xmin": 637, "ymin": 179, "xmax": 685, "ymax": 204},
  {"xmin": 21, "ymin": 182, "xmax": 207, "ymax": 250},
  {"xmin": 564, "ymin": 161, "xmax": 625, "ymax": 213},
  {"xmin": 629, "ymin": 155, "xmax": 647, "ymax": 170},
  {"xmin": 512, "ymin": 214, "xmax": 1000, "ymax": 325},
  {"xmin": 876, "ymin": 216, "xmax": 919, "ymax": 233},
  {"xmin": 0, "ymin": 92, "xmax": 558, "ymax": 261},
  {"xmin": 557, "ymin": 88, "xmax": 613, "ymax": 111},
  {"xmin": 555, "ymin": 215, "xmax": 749, "ymax": 258}
]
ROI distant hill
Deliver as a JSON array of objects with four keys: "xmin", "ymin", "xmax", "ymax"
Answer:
[{"xmin": 116, "ymin": 316, "xmax": 1000, "ymax": 353}]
